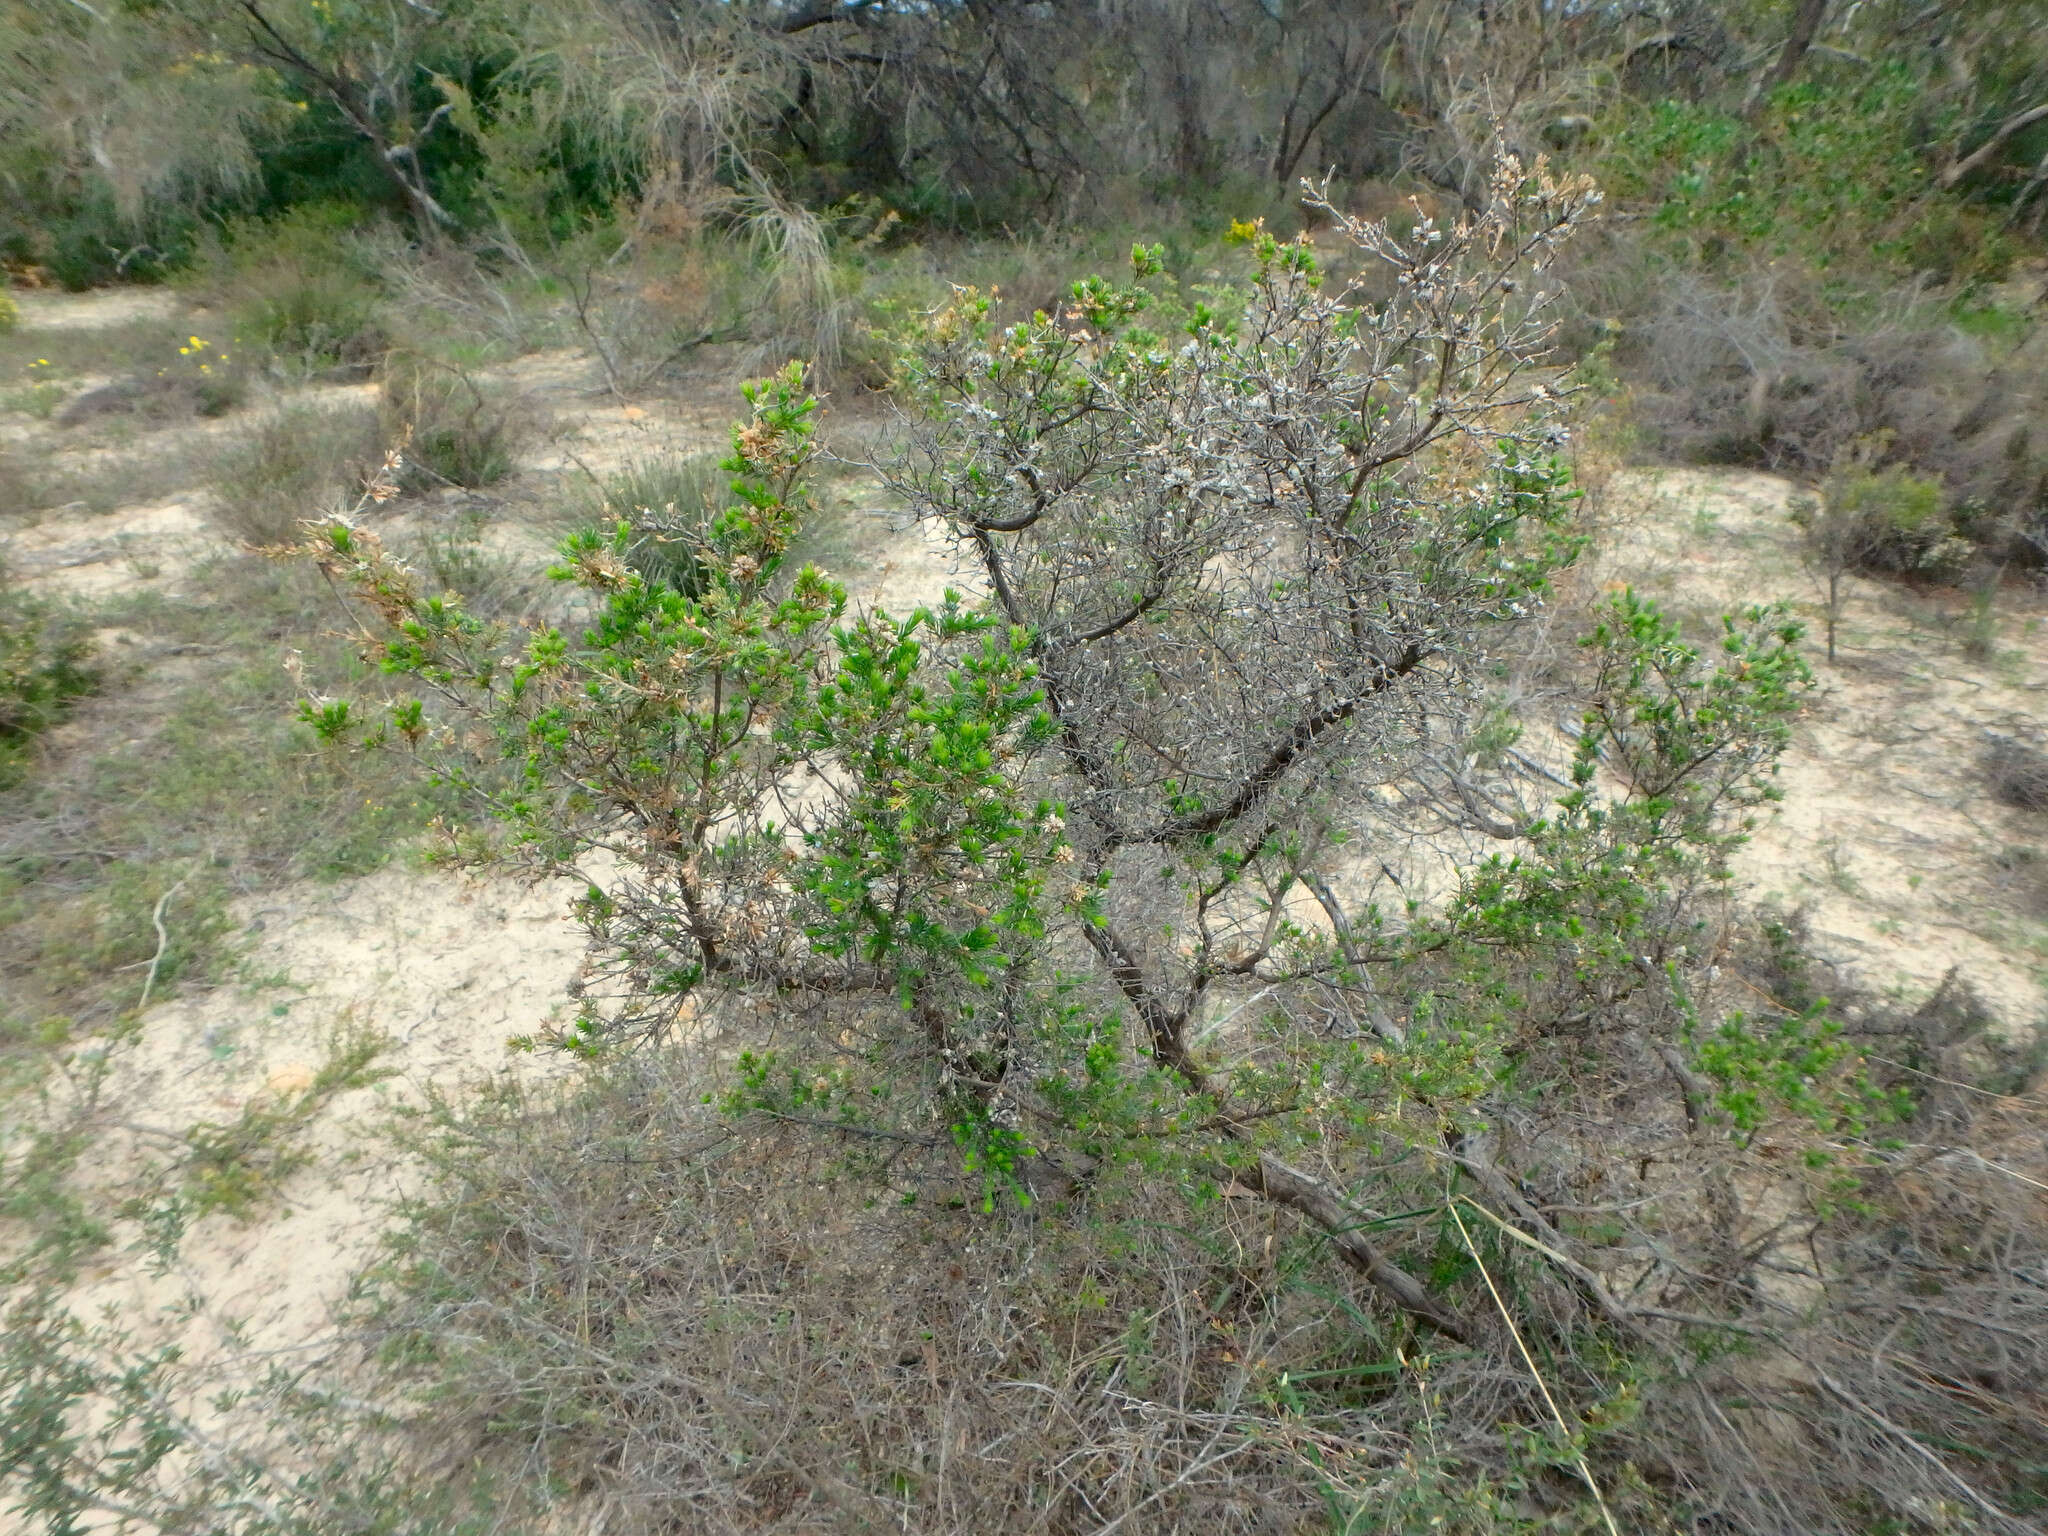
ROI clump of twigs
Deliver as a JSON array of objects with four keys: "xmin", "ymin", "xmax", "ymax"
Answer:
[{"xmin": 1984, "ymin": 733, "xmax": 2048, "ymax": 811}]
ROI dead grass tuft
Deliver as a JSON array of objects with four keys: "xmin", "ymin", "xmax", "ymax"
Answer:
[
  {"xmin": 368, "ymin": 1053, "xmax": 1511, "ymax": 1536},
  {"xmin": 1983, "ymin": 734, "xmax": 2048, "ymax": 812},
  {"xmin": 209, "ymin": 400, "xmax": 384, "ymax": 547}
]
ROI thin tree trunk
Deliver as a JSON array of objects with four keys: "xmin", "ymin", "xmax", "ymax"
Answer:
[
  {"xmin": 1941, "ymin": 100, "xmax": 2048, "ymax": 190},
  {"xmin": 1745, "ymin": 0, "xmax": 1830, "ymax": 116},
  {"xmin": 1827, "ymin": 567, "xmax": 1839, "ymax": 663}
]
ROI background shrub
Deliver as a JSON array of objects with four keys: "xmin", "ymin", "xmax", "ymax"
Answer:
[
  {"xmin": 217, "ymin": 207, "xmax": 390, "ymax": 378},
  {"xmin": 379, "ymin": 358, "xmax": 535, "ymax": 489},
  {"xmin": 1985, "ymin": 735, "xmax": 2048, "ymax": 812},
  {"xmin": 209, "ymin": 401, "xmax": 383, "ymax": 546},
  {"xmin": 0, "ymin": 570, "xmax": 95, "ymax": 787},
  {"xmin": 582, "ymin": 453, "xmax": 724, "ymax": 596},
  {"xmin": 1829, "ymin": 465, "xmax": 1963, "ymax": 577}
]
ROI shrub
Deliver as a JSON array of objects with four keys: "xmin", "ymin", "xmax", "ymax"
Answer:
[
  {"xmin": 1793, "ymin": 448, "xmax": 1964, "ymax": 660},
  {"xmin": 41, "ymin": 330, "xmax": 253, "ymax": 428},
  {"xmin": 235, "ymin": 266, "xmax": 387, "ymax": 377},
  {"xmin": 209, "ymin": 401, "xmax": 384, "ymax": 547},
  {"xmin": 379, "ymin": 358, "xmax": 535, "ymax": 489},
  {"xmin": 580, "ymin": 452, "xmax": 724, "ymax": 596},
  {"xmin": 0, "ymin": 569, "xmax": 95, "ymax": 786},
  {"xmin": 561, "ymin": 236, "xmax": 754, "ymax": 398},
  {"xmin": 1589, "ymin": 73, "xmax": 2016, "ymax": 287},
  {"xmin": 292, "ymin": 145, "xmax": 2048, "ymax": 1528},
  {"xmin": 144, "ymin": 329, "xmax": 251, "ymax": 419},
  {"xmin": 1827, "ymin": 464, "xmax": 1962, "ymax": 577},
  {"xmin": 219, "ymin": 207, "xmax": 390, "ymax": 378}
]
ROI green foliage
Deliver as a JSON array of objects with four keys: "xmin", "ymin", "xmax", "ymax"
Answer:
[
  {"xmin": 1686, "ymin": 1001, "xmax": 1904, "ymax": 1144},
  {"xmin": 286, "ymin": 155, "xmax": 2035, "ymax": 1530},
  {"xmin": 794, "ymin": 603, "xmax": 1057, "ymax": 998},
  {"xmin": 1592, "ymin": 70, "xmax": 2011, "ymax": 284},
  {"xmin": 1448, "ymin": 593, "xmax": 1811, "ymax": 979},
  {"xmin": 220, "ymin": 206, "xmax": 389, "ymax": 375},
  {"xmin": 582, "ymin": 452, "xmax": 725, "ymax": 597},
  {"xmin": 1820, "ymin": 463, "xmax": 1963, "ymax": 578},
  {"xmin": 1570, "ymin": 592, "xmax": 1811, "ymax": 841},
  {"xmin": 302, "ymin": 174, "xmax": 1620, "ymax": 1243},
  {"xmin": 0, "ymin": 1281, "xmax": 497, "ymax": 1536},
  {"xmin": 154, "ymin": 328, "xmax": 250, "ymax": 416},
  {"xmin": 0, "ymin": 1125, "xmax": 113, "ymax": 1286},
  {"xmin": 3, "ymin": 357, "xmax": 64, "ymax": 421},
  {"xmin": 0, "ymin": 576, "xmax": 96, "ymax": 788}
]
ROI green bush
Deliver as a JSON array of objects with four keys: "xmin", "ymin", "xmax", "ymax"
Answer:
[
  {"xmin": 141, "ymin": 329, "xmax": 251, "ymax": 419},
  {"xmin": 1835, "ymin": 466, "xmax": 1957, "ymax": 573},
  {"xmin": 234, "ymin": 267, "xmax": 386, "ymax": 376},
  {"xmin": 0, "ymin": 572, "xmax": 95, "ymax": 786},
  {"xmin": 1832, "ymin": 465, "xmax": 1965, "ymax": 578},
  {"xmin": 297, "ymin": 179, "xmax": 1856, "ymax": 1526},
  {"xmin": 1589, "ymin": 70, "xmax": 2015, "ymax": 286},
  {"xmin": 218, "ymin": 207, "xmax": 389, "ymax": 376}
]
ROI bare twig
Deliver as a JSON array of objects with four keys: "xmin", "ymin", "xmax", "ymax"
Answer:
[
  {"xmin": 135, "ymin": 875, "xmax": 190, "ymax": 1015},
  {"xmin": 1816, "ymin": 1371, "xmax": 2027, "ymax": 1531},
  {"xmin": 1450, "ymin": 1199, "xmax": 1622, "ymax": 1536}
]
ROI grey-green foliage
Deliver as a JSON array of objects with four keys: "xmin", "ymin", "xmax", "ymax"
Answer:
[{"xmin": 1, "ymin": 1282, "xmax": 498, "ymax": 1536}]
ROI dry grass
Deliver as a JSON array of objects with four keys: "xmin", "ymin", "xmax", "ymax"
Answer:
[
  {"xmin": 355, "ymin": 950, "xmax": 2048, "ymax": 1536},
  {"xmin": 1619, "ymin": 266, "xmax": 2048, "ymax": 568},
  {"xmin": 208, "ymin": 399, "xmax": 384, "ymax": 547},
  {"xmin": 0, "ymin": 557, "xmax": 458, "ymax": 1053},
  {"xmin": 1984, "ymin": 735, "xmax": 2048, "ymax": 812},
  {"xmin": 370, "ymin": 1053, "xmax": 1459, "ymax": 1536}
]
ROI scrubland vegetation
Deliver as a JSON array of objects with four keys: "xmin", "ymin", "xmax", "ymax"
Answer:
[{"xmin": 5, "ymin": 1, "xmax": 2048, "ymax": 1532}]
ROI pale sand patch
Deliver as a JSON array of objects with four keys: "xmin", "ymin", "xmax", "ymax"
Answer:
[
  {"xmin": 9, "ymin": 288, "xmax": 184, "ymax": 332},
  {"xmin": 4, "ymin": 497, "xmax": 213, "ymax": 596},
  {"xmin": 41, "ymin": 864, "xmax": 587, "ymax": 1382},
  {"xmin": 1596, "ymin": 466, "xmax": 2048, "ymax": 1035}
]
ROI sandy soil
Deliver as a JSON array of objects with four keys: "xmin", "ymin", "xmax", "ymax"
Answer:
[
  {"xmin": 8, "ymin": 287, "xmax": 183, "ymax": 332},
  {"xmin": 1, "ymin": 293, "xmax": 972, "ymax": 1448},
  {"xmin": 7, "ymin": 496, "xmax": 216, "ymax": 597},
  {"xmin": 55, "ymin": 863, "xmax": 586, "ymax": 1370},
  {"xmin": 1595, "ymin": 466, "xmax": 2048, "ymax": 1035}
]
